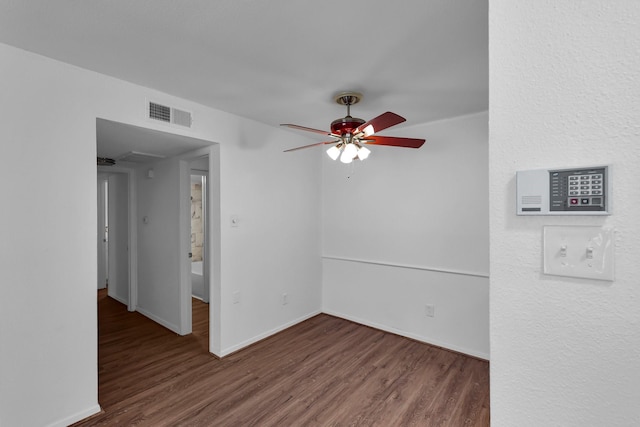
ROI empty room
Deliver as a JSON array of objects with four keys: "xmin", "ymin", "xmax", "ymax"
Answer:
[{"xmin": 1, "ymin": 1, "xmax": 638, "ymax": 426}]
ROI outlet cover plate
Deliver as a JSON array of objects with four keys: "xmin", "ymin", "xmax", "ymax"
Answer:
[{"xmin": 425, "ymin": 304, "xmax": 435, "ymax": 317}]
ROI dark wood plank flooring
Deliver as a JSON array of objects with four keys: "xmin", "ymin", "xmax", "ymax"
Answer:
[{"xmin": 74, "ymin": 289, "xmax": 489, "ymax": 426}]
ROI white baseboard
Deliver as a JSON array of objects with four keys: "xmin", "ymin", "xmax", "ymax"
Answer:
[
  {"xmin": 108, "ymin": 292, "xmax": 127, "ymax": 306},
  {"xmin": 216, "ymin": 309, "xmax": 488, "ymax": 360},
  {"xmin": 217, "ymin": 310, "xmax": 322, "ymax": 357},
  {"xmin": 136, "ymin": 306, "xmax": 180, "ymax": 334},
  {"xmin": 46, "ymin": 404, "xmax": 102, "ymax": 427},
  {"xmin": 322, "ymin": 309, "xmax": 490, "ymax": 361}
]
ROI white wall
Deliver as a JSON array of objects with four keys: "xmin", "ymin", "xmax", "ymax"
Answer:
[
  {"xmin": 136, "ymin": 158, "xmax": 183, "ymax": 331},
  {"xmin": 217, "ymin": 124, "xmax": 323, "ymax": 355},
  {"xmin": 0, "ymin": 45, "xmax": 100, "ymax": 427},
  {"xmin": 490, "ymin": 2, "xmax": 640, "ymax": 425},
  {"xmin": 0, "ymin": 42, "xmax": 322, "ymax": 426},
  {"xmin": 323, "ymin": 112, "xmax": 489, "ymax": 358}
]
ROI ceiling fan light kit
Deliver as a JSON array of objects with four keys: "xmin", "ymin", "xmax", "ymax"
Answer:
[{"xmin": 281, "ymin": 92, "xmax": 426, "ymax": 163}]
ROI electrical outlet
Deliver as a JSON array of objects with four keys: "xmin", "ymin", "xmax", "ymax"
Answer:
[
  {"xmin": 233, "ymin": 291, "xmax": 241, "ymax": 304},
  {"xmin": 425, "ymin": 304, "xmax": 435, "ymax": 318},
  {"xmin": 282, "ymin": 293, "xmax": 288, "ymax": 305}
]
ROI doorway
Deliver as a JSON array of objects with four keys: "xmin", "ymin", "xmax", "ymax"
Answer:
[
  {"xmin": 96, "ymin": 117, "xmax": 221, "ymax": 354},
  {"xmin": 190, "ymin": 162, "xmax": 209, "ymax": 304},
  {"xmin": 190, "ymin": 163, "xmax": 210, "ymax": 349},
  {"xmin": 96, "ymin": 165, "xmax": 137, "ymax": 311}
]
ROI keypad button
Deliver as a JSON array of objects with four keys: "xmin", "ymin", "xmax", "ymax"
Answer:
[
  {"xmin": 581, "ymin": 198, "xmax": 590, "ymax": 204},
  {"xmin": 570, "ymin": 198, "xmax": 579, "ymax": 205},
  {"xmin": 580, "ymin": 176, "xmax": 589, "ymax": 180},
  {"xmin": 581, "ymin": 191, "xmax": 589, "ymax": 195},
  {"xmin": 592, "ymin": 185, "xmax": 601, "ymax": 189},
  {"xmin": 592, "ymin": 190, "xmax": 602, "ymax": 195},
  {"xmin": 570, "ymin": 186, "xmax": 578, "ymax": 190},
  {"xmin": 569, "ymin": 176, "xmax": 579, "ymax": 180},
  {"xmin": 569, "ymin": 191, "xmax": 578, "ymax": 195},
  {"xmin": 592, "ymin": 180, "xmax": 601, "ymax": 184},
  {"xmin": 592, "ymin": 175, "xmax": 601, "ymax": 179}
]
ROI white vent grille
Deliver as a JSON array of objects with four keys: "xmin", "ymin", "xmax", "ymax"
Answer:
[
  {"xmin": 149, "ymin": 102, "xmax": 171, "ymax": 122},
  {"xmin": 522, "ymin": 195, "xmax": 542, "ymax": 205},
  {"xmin": 172, "ymin": 108, "xmax": 192, "ymax": 127},
  {"xmin": 148, "ymin": 101, "xmax": 192, "ymax": 128}
]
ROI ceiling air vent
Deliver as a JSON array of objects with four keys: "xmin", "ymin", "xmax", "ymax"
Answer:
[{"xmin": 148, "ymin": 101, "xmax": 193, "ymax": 128}]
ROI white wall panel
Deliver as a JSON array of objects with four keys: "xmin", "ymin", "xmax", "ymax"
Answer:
[{"xmin": 323, "ymin": 258, "xmax": 489, "ymax": 359}]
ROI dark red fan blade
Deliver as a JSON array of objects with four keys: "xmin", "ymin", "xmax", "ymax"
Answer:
[
  {"xmin": 355, "ymin": 112, "xmax": 406, "ymax": 136},
  {"xmin": 362, "ymin": 135, "xmax": 425, "ymax": 148},
  {"xmin": 280, "ymin": 123, "xmax": 336, "ymax": 137},
  {"xmin": 284, "ymin": 141, "xmax": 336, "ymax": 152}
]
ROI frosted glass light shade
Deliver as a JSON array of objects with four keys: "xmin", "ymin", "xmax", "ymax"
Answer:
[
  {"xmin": 358, "ymin": 146, "xmax": 371, "ymax": 160},
  {"xmin": 326, "ymin": 145, "xmax": 341, "ymax": 160},
  {"xmin": 340, "ymin": 149, "xmax": 354, "ymax": 163},
  {"xmin": 343, "ymin": 143, "xmax": 358, "ymax": 159}
]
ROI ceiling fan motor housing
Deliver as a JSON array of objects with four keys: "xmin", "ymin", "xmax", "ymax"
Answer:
[{"xmin": 330, "ymin": 116, "xmax": 365, "ymax": 136}]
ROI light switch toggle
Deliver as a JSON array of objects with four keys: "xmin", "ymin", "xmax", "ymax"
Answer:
[
  {"xmin": 586, "ymin": 247, "xmax": 594, "ymax": 259},
  {"xmin": 560, "ymin": 245, "xmax": 567, "ymax": 257}
]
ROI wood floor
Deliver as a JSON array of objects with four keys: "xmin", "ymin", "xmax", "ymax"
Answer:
[{"xmin": 74, "ymin": 290, "xmax": 489, "ymax": 426}]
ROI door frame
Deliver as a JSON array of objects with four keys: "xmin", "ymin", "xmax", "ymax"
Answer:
[{"xmin": 177, "ymin": 146, "xmax": 221, "ymax": 354}]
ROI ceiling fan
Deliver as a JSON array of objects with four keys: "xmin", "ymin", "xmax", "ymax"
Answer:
[{"xmin": 281, "ymin": 92, "xmax": 425, "ymax": 163}]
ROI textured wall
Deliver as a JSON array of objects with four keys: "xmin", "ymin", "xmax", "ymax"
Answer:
[{"xmin": 490, "ymin": 1, "xmax": 640, "ymax": 425}]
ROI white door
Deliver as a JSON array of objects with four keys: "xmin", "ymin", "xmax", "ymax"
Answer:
[
  {"xmin": 107, "ymin": 173, "xmax": 129, "ymax": 305},
  {"xmin": 97, "ymin": 177, "xmax": 108, "ymax": 289}
]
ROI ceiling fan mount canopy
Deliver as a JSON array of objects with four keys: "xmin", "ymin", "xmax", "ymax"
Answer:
[{"xmin": 333, "ymin": 91, "xmax": 363, "ymax": 107}]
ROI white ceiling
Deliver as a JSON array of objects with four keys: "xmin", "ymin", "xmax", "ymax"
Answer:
[{"xmin": 0, "ymin": 0, "xmax": 487, "ymax": 141}]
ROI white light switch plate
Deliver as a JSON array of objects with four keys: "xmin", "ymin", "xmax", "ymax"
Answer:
[{"xmin": 543, "ymin": 226, "xmax": 614, "ymax": 281}]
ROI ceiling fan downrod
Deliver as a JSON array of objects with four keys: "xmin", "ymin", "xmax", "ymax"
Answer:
[{"xmin": 334, "ymin": 92, "xmax": 362, "ymax": 117}]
